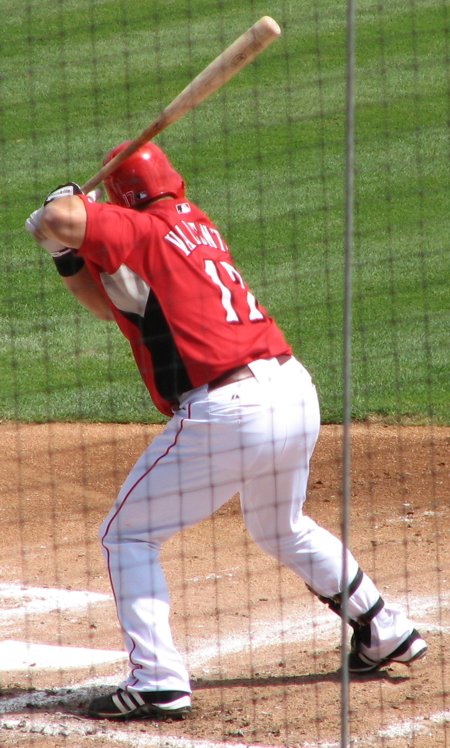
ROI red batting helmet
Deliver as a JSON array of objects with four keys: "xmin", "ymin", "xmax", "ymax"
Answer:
[{"xmin": 103, "ymin": 141, "xmax": 185, "ymax": 208}]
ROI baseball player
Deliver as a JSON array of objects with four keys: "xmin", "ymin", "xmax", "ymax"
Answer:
[{"xmin": 25, "ymin": 142, "xmax": 427, "ymax": 721}]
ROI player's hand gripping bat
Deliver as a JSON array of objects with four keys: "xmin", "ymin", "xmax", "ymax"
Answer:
[{"xmin": 81, "ymin": 16, "xmax": 281, "ymax": 194}]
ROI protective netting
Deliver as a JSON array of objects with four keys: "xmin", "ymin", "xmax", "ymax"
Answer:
[{"xmin": 1, "ymin": 2, "xmax": 448, "ymax": 746}]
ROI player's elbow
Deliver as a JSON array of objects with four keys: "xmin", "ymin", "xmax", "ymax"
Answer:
[
  {"xmin": 42, "ymin": 197, "xmax": 86, "ymax": 249},
  {"xmin": 41, "ymin": 198, "xmax": 70, "ymax": 234}
]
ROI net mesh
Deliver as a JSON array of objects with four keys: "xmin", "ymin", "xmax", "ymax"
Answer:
[{"xmin": 0, "ymin": 1, "xmax": 448, "ymax": 745}]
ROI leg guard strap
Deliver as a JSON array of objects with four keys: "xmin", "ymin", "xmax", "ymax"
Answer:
[
  {"xmin": 351, "ymin": 595, "xmax": 385, "ymax": 648},
  {"xmin": 357, "ymin": 595, "xmax": 385, "ymax": 626},
  {"xmin": 307, "ymin": 568, "xmax": 385, "ymax": 650},
  {"xmin": 312, "ymin": 567, "xmax": 364, "ymax": 618},
  {"xmin": 308, "ymin": 568, "xmax": 384, "ymax": 620}
]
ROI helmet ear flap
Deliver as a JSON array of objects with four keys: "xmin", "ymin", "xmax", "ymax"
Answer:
[{"xmin": 103, "ymin": 141, "xmax": 185, "ymax": 207}]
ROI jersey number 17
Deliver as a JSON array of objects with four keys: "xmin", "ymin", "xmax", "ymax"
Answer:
[{"xmin": 204, "ymin": 259, "xmax": 265, "ymax": 324}]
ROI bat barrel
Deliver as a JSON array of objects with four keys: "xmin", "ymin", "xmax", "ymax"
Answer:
[
  {"xmin": 161, "ymin": 16, "xmax": 281, "ymax": 126},
  {"xmin": 81, "ymin": 16, "xmax": 281, "ymax": 194}
]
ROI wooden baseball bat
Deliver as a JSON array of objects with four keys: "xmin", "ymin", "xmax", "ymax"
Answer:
[{"xmin": 81, "ymin": 16, "xmax": 281, "ymax": 193}]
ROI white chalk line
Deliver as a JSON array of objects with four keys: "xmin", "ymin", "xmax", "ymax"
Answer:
[
  {"xmin": 1, "ymin": 595, "xmax": 446, "ymax": 676},
  {"xmin": 0, "ymin": 587, "xmax": 447, "ymax": 680},
  {"xmin": 377, "ymin": 710, "xmax": 450, "ymax": 740},
  {"xmin": 0, "ymin": 712, "xmax": 448, "ymax": 748},
  {"xmin": 0, "ymin": 641, "xmax": 127, "ymax": 672},
  {"xmin": 0, "ymin": 584, "xmax": 122, "ymax": 672},
  {"xmin": 0, "ymin": 714, "xmax": 335, "ymax": 748},
  {"xmin": 0, "ymin": 716, "xmax": 338, "ymax": 748},
  {"xmin": 185, "ymin": 592, "xmax": 448, "ymax": 670},
  {"xmin": 0, "ymin": 583, "xmax": 110, "ymax": 622},
  {"xmin": 0, "ymin": 587, "xmax": 448, "ymax": 745}
]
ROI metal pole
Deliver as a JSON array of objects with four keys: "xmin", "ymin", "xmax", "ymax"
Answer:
[{"xmin": 341, "ymin": 0, "xmax": 356, "ymax": 746}]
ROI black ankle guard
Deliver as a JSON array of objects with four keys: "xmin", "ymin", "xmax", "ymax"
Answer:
[
  {"xmin": 307, "ymin": 567, "xmax": 384, "ymax": 645},
  {"xmin": 351, "ymin": 595, "xmax": 385, "ymax": 647}
]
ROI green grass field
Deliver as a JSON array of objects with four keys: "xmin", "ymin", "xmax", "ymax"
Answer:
[{"xmin": 1, "ymin": 0, "xmax": 448, "ymax": 424}]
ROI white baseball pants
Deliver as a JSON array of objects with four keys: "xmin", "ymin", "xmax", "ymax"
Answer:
[{"xmin": 99, "ymin": 357, "xmax": 412, "ymax": 692}]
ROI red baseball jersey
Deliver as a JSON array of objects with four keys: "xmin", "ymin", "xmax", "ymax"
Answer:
[{"xmin": 78, "ymin": 195, "xmax": 291, "ymax": 415}]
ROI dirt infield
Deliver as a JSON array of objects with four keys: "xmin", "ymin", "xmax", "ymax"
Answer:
[{"xmin": 0, "ymin": 422, "xmax": 448, "ymax": 747}]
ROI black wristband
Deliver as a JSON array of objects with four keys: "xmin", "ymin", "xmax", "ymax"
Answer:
[{"xmin": 52, "ymin": 251, "xmax": 85, "ymax": 277}]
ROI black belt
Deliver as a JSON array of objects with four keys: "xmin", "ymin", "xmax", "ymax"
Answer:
[{"xmin": 208, "ymin": 354, "xmax": 292, "ymax": 391}]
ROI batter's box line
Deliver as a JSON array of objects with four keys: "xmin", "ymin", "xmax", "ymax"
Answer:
[
  {"xmin": 0, "ymin": 713, "xmax": 340, "ymax": 748},
  {"xmin": 0, "ymin": 711, "xmax": 449, "ymax": 747},
  {"xmin": 0, "ymin": 583, "xmax": 111, "ymax": 622}
]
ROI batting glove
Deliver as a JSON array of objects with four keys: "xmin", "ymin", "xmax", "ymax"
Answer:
[
  {"xmin": 44, "ymin": 181, "xmax": 83, "ymax": 205},
  {"xmin": 44, "ymin": 182, "xmax": 102, "ymax": 205}
]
